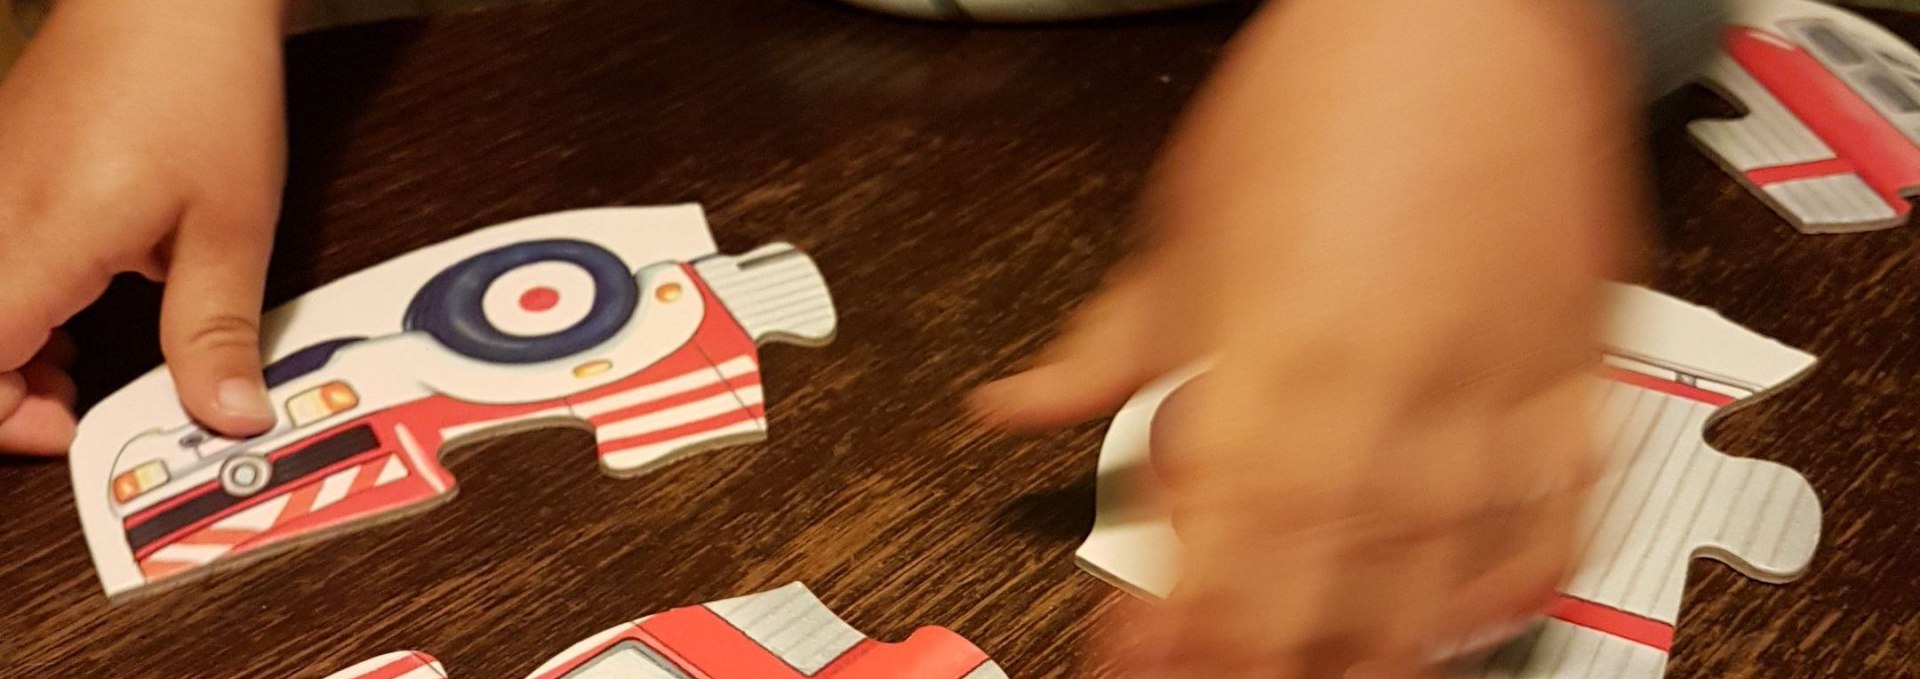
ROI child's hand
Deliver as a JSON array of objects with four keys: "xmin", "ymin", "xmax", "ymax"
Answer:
[
  {"xmin": 974, "ymin": 0, "xmax": 1645, "ymax": 675},
  {"xmin": 0, "ymin": 0, "xmax": 288, "ymax": 454}
]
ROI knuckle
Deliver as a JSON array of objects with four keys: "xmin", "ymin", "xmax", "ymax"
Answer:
[{"xmin": 173, "ymin": 314, "xmax": 261, "ymax": 356}]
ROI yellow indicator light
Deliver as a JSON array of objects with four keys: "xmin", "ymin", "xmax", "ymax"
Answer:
[
  {"xmin": 656, "ymin": 283, "xmax": 683, "ymax": 303},
  {"xmin": 574, "ymin": 360, "xmax": 614, "ymax": 378}
]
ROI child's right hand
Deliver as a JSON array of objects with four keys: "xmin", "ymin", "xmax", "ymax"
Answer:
[{"xmin": 0, "ymin": 0, "xmax": 289, "ymax": 454}]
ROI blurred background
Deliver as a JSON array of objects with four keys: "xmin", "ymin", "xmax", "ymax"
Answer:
[
  {"xmin": 3, "ymin": 0, "xmax": 1920, "ymax": 77},
  {"xmin": 1, "ymin": 13, "xmax": 17, "ymax": 68}
]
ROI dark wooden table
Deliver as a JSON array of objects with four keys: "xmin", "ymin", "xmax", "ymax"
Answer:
[{"xmin": 1, "ymin": 1, "xmax": 1915, "ymax": 676}]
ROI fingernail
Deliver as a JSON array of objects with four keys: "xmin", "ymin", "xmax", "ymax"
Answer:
[{"xmin": 217, "ymin": 378, "xmax": 275, "ymax": 426}]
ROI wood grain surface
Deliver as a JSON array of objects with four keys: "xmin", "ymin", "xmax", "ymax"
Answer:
[{"xmin": 0, "ymin": 1, "xmax": 1914, "ymax": 677}]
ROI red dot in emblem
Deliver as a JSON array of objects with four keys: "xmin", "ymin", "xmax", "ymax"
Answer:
[{"xmin": 519, "ymin": 287, "xmax": 560, "ymax": 312}]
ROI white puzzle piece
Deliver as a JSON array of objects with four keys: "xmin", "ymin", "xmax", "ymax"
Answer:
[
  {"xmin": 1076, "ymin": 285, "xmax": 1823, "ymax": 678},
  {"xmin": 70, "ymin": 206, "xmax": 839, "ymax": 598},
  {"xmin": 322, "ymin": 583, "xmax": 1009, "ymax": 679},
  {"xmin": 1690, "ymin": 0, "xmax": 1920, "ymax": 233}
]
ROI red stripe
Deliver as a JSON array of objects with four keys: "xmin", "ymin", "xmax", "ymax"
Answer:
[
  {"xmin": 348, "ymin": 457, "xmax": 387, "ymax": 494},
  {"xmin": 638, "ymin": 607, "xmax": 804, "ymax": 678},
  {"xmin": 137, "ymin": 559, "xmax": 199, "ymax": 581},
  {"xmin": 1731, "ymin": 27, "xmax": 1920, "ymax": 214},
  {"xmin": 816, "ymin": 628, "xmax": 990, "ymax": 678},
  {"xmin": 346, "ymin": 653, "xmax": 442, "ymax": 679},
  {"xmin": 586, "ymin": 373, "xmax": 762, "ymax": 427},
  {"xmin": 128, "ymin": 446, "xmax": 393, "ymax": 560},
  {"xmin": 533, "ymin": 609, "xmax": 991, "ymax": 679},
  {"xmin": 1745, "ymin": 157, "xmax": 1855, "ymax": 185},
  {"xmin": 1546, "ymin": 595, "xmax": 1674, "ymax": 652},
  {"xmin": 637, "ymin": 606, "xmax": 992, "ymax": 679},
  {"xmin": 251, "ymin": 477, "xmax": 441, "ymax": 550},
  {"xmin": 168, "ymin": 528, "xmax": 258, "ymax": 547},
  {"xmin": 126, "ymin": 480, "xmax": 223, "ymax": 525},
  {"xmin": 123, "ymin": 416, "xmax": 397, "ymax": 526},
  {"xmin": 597, "ymin": 408, "xmax": 764, "ymax": 455},
  {"xmin": 1598, "ymin": 366, "xmax": 1736, "ymax": 406},
  {"xmin": 274, "ymin": 484, "xmax": 322, "ymax": 527}
]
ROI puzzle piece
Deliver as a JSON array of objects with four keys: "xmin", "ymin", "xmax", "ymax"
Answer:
[
  {"xmin": 322, "ymin": 584, "xmax": 1008, "ymax": 679},
  {"xmin": 322, "ymin": 652, "xmax": 448, "ymax": 679},
  {"xmin": 1075, "ymin": 285, "xmax": 1823, "ymax": 678},
  {"xmin": 1690, "ymin": 0, "xmax": 1920, "ymax": 233},
  {"xmin": 70, "ymin": 206, "xmax": 838, "ymax": 598}
]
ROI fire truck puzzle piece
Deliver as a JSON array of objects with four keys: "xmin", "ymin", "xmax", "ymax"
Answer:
[
  {"xmin": 321, "ymin": 584, "xmax": 1009, "ymax": 679},
  {"xmin": 1689, "ymin": 0, "xmax": 1920, "ymax": 234},
  {"xmin": 1076, "ymin": 285, "xmax": 1823, "ymax": 678},
  {"xmin": 322, "ymin": 652, "xmax": 449, "ymax": 679},
  {"xmin": 69, "ymin": 205, "xmax": 839, "ymax": 599}
]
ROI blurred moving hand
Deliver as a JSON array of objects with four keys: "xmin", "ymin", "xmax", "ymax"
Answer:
[{"xmin": 974, "ymin": 0, "xmax": 1649, "ymax": 675}]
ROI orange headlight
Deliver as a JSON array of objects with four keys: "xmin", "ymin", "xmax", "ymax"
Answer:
[
  {"xmin": 285, "ymin": 381, "xmax": 359, "ymax": 428},
  {"xmin": 111, "ymin": 461, "xmax": 170, "ymax": 504}
]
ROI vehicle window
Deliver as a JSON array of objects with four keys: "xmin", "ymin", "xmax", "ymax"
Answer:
[
  {"xmin": 1801, "ymin": 23, "xmax": 1864, "ymax": 65},
  {"xmin": 1879, "ymin": 50, "xmax": 1920, "ymax": 77},
  {"xmin": 1865, "ymin": 72, "xmax": 1920, "ymax": 112},
  {"xmin": 263, "ymin": 337, "xmax": 367, "ymax": 389},
  {"xmin": 560, "ymin": 641, "xmax": 689, "ymax": 679}
]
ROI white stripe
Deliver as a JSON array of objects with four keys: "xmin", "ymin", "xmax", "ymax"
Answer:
[
  {"xmin": 695, "ymin": 246, "xmax": 837, "ymax": 344},
  {"xmin": 1691, "ymin": 58, "xmax": 1835, "ymax": 170},
  {"xmin": 705, "ymin": 583, "xmax": 864, "ymax": 675},
  {"xmin": 964, "ymin": 663, "xmax": 1010, "ymax": 679},
  {"xmin": 571, "ymin": 357, "xmax": 758, "ymax": 418},
  {"xmin": 1762, "ymin": 174, "xmax": 1897, "ymax": 229},
  {"xmin": 211, "ymin": 495, "xmax": 291, "ymax": 533},
  {"xmin": 601, "ymin": 420, "xmax": 765, "ymax": 473},
  {"xmin": 594, "ymin": 387, "xmax": 766, "ymax": 443},
  {"xmin": 438, "ymin": 405, "xmax": 574, "ymax": 442},
  {"xmin": 375, "ymin": 456, "xmax": 408, "ymax": 485},
  {"xmin": 395, "ymin": 425, "xmax": 447, "ymax": 494},
  {"xmin": 146, "ymin": 543, "xmax": 235, "ymax": 565},
  {"xmin": 308, "ymin": 466, "xmax": 360, "ymax": 511},
  {"xmin": 1566, "ymin": 390, "xmax": 1681, "ymax": 598}
]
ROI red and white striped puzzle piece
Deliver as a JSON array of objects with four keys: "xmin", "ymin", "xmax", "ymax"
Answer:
[
  {"xmin": 1075, "ymin": 285, "xmax": 1823, "ymax": 678},
  {"xmin": 1691, "ymin": 0, "xmax": 1920, "ymax": 233},
  {"xmin": 322, "ymin": 584, "xmax": 1008, "ymax": 679}
]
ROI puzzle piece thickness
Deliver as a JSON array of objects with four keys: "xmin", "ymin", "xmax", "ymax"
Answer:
[
  {"xmin": 321, "ymin": 584, "xmax": 1008, "ymax": 679},
  {"xmin": 71, "ymin": 206, "xmax": 838, "ymax": 598},
  {"xmin": 1075, "ymin": 285, "xmax": 1823, "ymax": 678},
  {"xmin": 1690, "ymin": 0, "xmax": 1920, "ymax": 233}
]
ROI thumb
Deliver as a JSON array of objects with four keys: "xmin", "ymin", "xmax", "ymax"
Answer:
[{"xmin": 159, "ymin": 206, "xmax": 276, "ymax": 437}]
